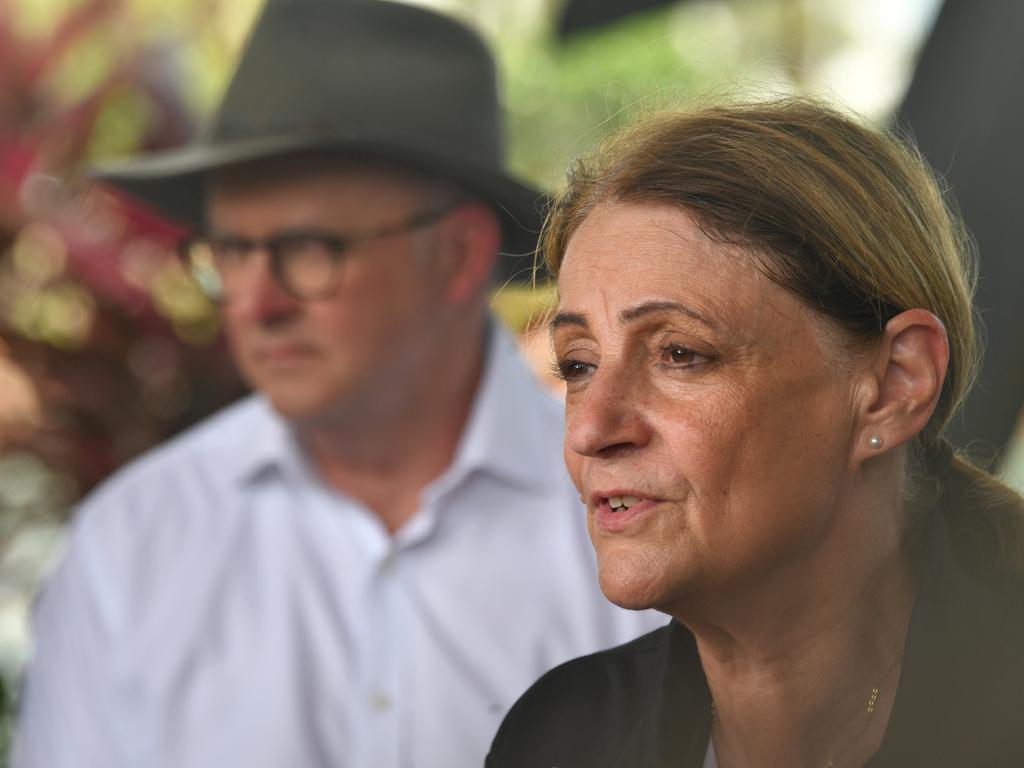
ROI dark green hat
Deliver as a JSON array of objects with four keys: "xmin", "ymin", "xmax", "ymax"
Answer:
[{"xmin": 94, "ymin": 0, "xmax": 545, "ymax": 271}]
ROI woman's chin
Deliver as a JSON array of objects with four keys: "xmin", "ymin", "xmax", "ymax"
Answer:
[{"xmin": 597, "ymin": 554, "xmax": 676, "ymax": 611}]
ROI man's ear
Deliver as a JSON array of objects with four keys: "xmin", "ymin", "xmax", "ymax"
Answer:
[
  {"xmin": 436, "ymin": 202, "xmax": 500, "ymax": 303},
  {"xmin": 853, "ymin": 309, "xmax": 949, "ymax": 464}
]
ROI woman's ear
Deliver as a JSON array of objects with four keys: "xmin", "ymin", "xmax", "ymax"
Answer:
[
  {"xmin": 853, "ymin": 309, "xmax": 949, "ymax": 464},
  {"xmin": 436, "ymin": 202, "xmax": 500, "ymax": 304}
]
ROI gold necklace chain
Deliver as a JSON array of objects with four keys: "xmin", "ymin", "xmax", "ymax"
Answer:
[
  {"xmin": 709, "ymin": 647, "xmax": 904, "ymax": 768},
  {"xmin": 822, "ymin": 647, "xmax": 904, "ymax": 768}
]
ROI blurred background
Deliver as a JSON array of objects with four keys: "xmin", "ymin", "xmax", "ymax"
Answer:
[{"xmin": 0, "ymin": 0, "xmax": 1022, "ymax": 757}]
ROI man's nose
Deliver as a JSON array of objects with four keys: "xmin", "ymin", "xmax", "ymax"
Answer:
[
  {"xmin": 565, "ymin": 362, "xmax": 652, "ymax": 459},
  {"xmin": 224, "ymin": 251, "xmax": 300, "ymax": 322}
]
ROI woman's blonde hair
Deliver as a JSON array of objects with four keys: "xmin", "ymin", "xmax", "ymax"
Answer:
[{"xmin": 542, "ymin": 98, "xmax": 1024, "ymax": 566}]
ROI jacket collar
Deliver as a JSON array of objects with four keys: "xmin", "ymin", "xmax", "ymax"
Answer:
[{"xmin": 868, "ymin": 479, "xmax": 1024, "ymax": 765}]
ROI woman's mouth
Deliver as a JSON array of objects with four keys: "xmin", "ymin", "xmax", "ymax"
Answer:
[
  {"xmin": 592, "ymin": 492, "xmax": 658, "ymax": 533},
  {"xmin": 607, "ymin": 495, "xmax": 643, "ymax": 511}
]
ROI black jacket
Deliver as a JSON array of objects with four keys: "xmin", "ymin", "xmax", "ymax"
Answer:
[{"xmin": 487, "ymin": 476, "xmax": 1024, "ymax": 767}]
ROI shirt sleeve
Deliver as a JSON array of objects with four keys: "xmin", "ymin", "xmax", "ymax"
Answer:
[{"xmin": 11, "ymin": 512, "xmax": 130, "ymax": 768}]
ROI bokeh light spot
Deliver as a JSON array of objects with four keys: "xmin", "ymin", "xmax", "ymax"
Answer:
[{"xmin": 11, "ymin": 224, "xmax": 68, "ymax": 285}]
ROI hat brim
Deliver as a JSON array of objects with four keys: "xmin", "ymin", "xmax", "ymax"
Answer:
[{"xmin": 92, "ymin": 136, "xmax": 548, "ymax": 283}]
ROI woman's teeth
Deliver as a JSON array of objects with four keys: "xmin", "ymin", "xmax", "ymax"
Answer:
[{"xmin": 608, "ymin": 495, "xmax": 641, "ymax": 511}]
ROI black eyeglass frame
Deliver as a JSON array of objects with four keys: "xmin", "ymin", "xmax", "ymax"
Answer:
[{"xmin": 179, "ymin": 200, "xmax": 463, "ymax": 301}]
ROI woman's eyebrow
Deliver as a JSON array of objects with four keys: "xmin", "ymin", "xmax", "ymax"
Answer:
[
  {"xmin": 549, "ymin": 301, "xmax": 712, "ymax": 334},
  {"xmin": 620, "ymin": 300, "xmax": 712, "ymax": 327},
  {"xmin": 549, "ymin": 311, "xmax": 588, "ymax": 332}
]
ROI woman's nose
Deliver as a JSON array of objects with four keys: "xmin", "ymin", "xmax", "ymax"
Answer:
[{"xmin": 565, "ymin": 364, "xmax": 651, "ymax": 458}]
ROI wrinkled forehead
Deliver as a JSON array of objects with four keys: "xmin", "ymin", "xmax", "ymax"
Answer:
[
  {"xmin": 559, "ymin": 200, "xmax": 746, "ymax": 278},
  {"xmin": 555, "ymin": 200, "xmax": 858, "ymax": 358},
  {"xmin": 558, "ymin": 202, "xmax": 748, "ymax": 312}
]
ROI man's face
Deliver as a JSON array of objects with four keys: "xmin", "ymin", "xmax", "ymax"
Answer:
[{"xmin": 207, "ymin": 160, "xmax": 456, "ymax": 425}]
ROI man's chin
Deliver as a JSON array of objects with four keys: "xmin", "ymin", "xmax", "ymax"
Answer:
[
  {"xmin": 262, "ymin": 384, "xmax": 374, "ymax": 430},
  {"xmin": 262, "ymin": 389, "xmax": 333, "ymax": 424}
]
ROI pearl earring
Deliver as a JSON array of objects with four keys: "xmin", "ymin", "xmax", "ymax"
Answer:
[{"xmin": 869, "ymin": 435, "xmax": 883, "ymax": 449}]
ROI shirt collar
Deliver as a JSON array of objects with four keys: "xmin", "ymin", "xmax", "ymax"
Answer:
[
  {"xmin": 225, "ymin": 394, "xmax": 305, "ymax": 486},
  {"xmin": 439, "ymin": 319, "xmax": 560, "ymax": 494},
  {"xmin": 226, "ymin": 318, "xmax": 560, "ymax": 494}
]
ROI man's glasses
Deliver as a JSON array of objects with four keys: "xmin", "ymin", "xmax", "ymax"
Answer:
[{"xmin": 180, "ymin": 201, "xmax": 460, "ymax": 301}]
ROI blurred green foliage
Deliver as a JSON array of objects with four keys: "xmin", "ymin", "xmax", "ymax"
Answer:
[
  {"xmin": 498, "ymin": 0, "xmax": 840, "ymax": 189},
  {"xmin": 504, "ymin": 7, "xmax": 705, "ymax": 187}
]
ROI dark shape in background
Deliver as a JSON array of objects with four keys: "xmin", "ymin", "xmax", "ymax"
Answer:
[
  {"xmin": 557, "ymin": 0, "xmax": 678, "ymax": 37},
  {"xmin": 898, "ymin": 0, "xmax": 1024, "ymax": 465}
]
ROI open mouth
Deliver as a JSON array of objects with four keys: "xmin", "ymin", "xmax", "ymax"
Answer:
[{"xmin": 607, "ymin": 495, "xmax": 642, "ymax": 511}]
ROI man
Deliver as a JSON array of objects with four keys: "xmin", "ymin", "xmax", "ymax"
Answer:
[{"xmin": 12, "ymin": 2, "xmax": 661, "ymax": 768}]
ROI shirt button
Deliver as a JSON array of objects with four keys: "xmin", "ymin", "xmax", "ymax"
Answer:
[
  {"xmin": 369, "ymin": 692, "xmax": 393, "ymax": 712},
  {"xmin": 379, "ymin": 552, "xmax": 397, "ymax": 576}
]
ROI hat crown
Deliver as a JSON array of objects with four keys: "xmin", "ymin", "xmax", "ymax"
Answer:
[
  {"xmin": 91, "ymin": 0, "xmax": 545, "ymax": 267},
  {"xmin": 210, "ymin": 0, "xmax": 505, "ymax": 168}
]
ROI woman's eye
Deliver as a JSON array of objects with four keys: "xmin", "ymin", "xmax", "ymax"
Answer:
[
  {"xmin": 660, "ymin": 344, "xmax": 703, "ymax": 367},
  {"xmin": 552, "ymin": 359, "xmax": 593, "ymax": 382}
]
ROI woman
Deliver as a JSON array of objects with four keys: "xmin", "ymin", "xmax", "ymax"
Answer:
[{"xmin": 487, "ymin": 100, "xmax": 1024, "ymax": 767}]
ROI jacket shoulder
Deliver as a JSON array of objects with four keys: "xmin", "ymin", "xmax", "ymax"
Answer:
[{"xmin": 487, "ymin": 625, "xmax": 669, "ymax": 767}]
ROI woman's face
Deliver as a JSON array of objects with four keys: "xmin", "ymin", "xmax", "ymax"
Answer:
[{"xmin": 553, "ymin": 201, "xmax": 867, "ymax": 616}]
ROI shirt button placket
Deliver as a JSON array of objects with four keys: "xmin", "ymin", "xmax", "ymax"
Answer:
[{"xmin": 364, "ymin": 546, "xmax": 401, "ymax": 768}]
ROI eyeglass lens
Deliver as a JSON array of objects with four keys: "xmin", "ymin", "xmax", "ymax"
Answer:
[{"xmin": 184, "ymin": 233, "xmax": 342, "ymax": 301}]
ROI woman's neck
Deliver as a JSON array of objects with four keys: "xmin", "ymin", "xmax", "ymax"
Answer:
[{"xmin": 689, "ymin": 480, "xmax": 923, "ymax": 767}]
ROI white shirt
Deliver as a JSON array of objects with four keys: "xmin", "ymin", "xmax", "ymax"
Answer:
[
  {"xmin": 704, "ymin": 738, "xmax": 718, "ymax": 768},
  {"xmin": 14, "ymin": 325, "xmax": 664, "ymax": 768}
]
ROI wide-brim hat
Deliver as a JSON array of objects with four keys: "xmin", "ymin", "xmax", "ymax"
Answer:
[{"xmin": 92, "ymin": 0, "xmax": 546, "ymax": 281}]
